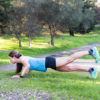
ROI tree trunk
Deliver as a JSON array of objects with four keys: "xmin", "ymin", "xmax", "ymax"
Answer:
[
  {"xmin": 53, "ymin": 24, "xmax": 56, "ymax": 36},
  {"xmin": 1, "ymin": 27, "xmax": 5, "ymax": 34},
  {"xmin": 28, "ymin": 33, "xmax": 31, "ymax": 48},
  {"xmin": 51, "ymin": 35, "xmax": 54, "ymax": 46},
  {"xmin": 69, "ymin": 30, "xmax": 74, "ymax": 36},
  {"xmin": 49, "ymin": 25, "xmax": 54, "ymax": 46},
  {"xmin": 19, "ymin": 39, "xmax": 21, "ymax": 48},
  {"xmin": 16, "ymin": 33, "xmax": 22, "ymax": 48}
]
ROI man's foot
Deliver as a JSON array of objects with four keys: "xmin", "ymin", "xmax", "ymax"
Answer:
[
  {"xmin": 89, "ymin": 47, "xmax": 99, "ymax": 63},
  {"xmin": 90, "ymin": 67, "xmax": 98, "ymax": 79}
]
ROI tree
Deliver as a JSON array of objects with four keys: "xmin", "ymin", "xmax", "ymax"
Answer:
[
  {"xmin": 9, "ymin": 0, "xmax": 26, "ymax": 48},
  {"xmin": 76, "ymin": 0, "xmax": 96, "ymax": 34},
  {"xmin": 0, "ymin": 0, "xmax": 12, "ymax": 34},
  {"xmin": 95, "ymin": 7, "xmax": 100, "ymax": 24},
  {"xmin": 58, "ymin": 0, "xmax": 83, "ymax": 36},
  {"xmin": 24, "ymin": 0, "xmax": 42, "ymax": 48},
  {"xmin": 36, "ymin": 0, "xmax": 60, "ymax": 46},
  {"xmin": 57, "ymin": 0, "xmax": 96, "ymax": 36},
  {"xmin": 9, "ymin": 0, "xmax": 42, "ymax": 48},
  {"xmin": 36, "ymin": 0, "xmax": 84, "ymax": 41}
]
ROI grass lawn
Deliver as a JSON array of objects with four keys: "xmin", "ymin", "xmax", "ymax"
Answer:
[
  {"xmin": 0, "ymin": 27, "xmax": 100, "ymax": 65},
  {"xmin": 0, "ymin": 70, "xmax": 100, "ymax": 100},
  {"xmin": 0, "ymin": 27, "xmax": 100, "ymax": 99}
]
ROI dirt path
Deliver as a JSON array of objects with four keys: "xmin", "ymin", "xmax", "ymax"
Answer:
[
  {"xmin": 0, "ymin": 43, "xmax": 100, "ymax": 72},
  {"xmin": 36, "ymin": 42, "xmax": 100, "ymax": 57}
]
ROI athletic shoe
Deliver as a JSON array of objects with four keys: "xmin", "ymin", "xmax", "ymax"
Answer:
[
  {"xmin": 90, "ymin": 67, "xmax": 98, "ymax": 79},
  {"xmin": 89, "ymin": 47, "xmax": 99, "ymax": 63}
]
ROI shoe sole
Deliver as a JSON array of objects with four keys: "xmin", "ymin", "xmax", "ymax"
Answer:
[
  {"xmin": 92, "ymin": 68, "xmax": 98, "ymax": 79},
  {"xmin": 94, "ymin": 47, "xmax": 99, "ymax": 63}
]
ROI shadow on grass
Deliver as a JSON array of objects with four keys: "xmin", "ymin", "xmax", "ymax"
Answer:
[{"xmin": 23, "ymin": 71, "xmax": 99, "ymax": 81}]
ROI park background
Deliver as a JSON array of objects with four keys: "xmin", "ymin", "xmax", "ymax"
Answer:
[{"xmin": 0, "ymin": 0, "xmax": 100, "ymax": 100}]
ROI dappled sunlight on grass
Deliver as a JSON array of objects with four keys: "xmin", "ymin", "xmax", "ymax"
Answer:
[
  {"xmin": 0, "ymin": 71, "xmax": 100, "ymax": 99},
  {"xmin": 0, "ymin": 59, "xmax": 10, "ymax": 65},
  {"xmin": 0, "ymin": 59, "xmax": 9, "ymax": 63},
  {"xmin": 0, "ymin": 28, "xmax": 100, "ymax": 65},
  {"xmin": 0, "ymin": 52, "xmax": 10, "ymax": 65},
  {"xmin": 0, "ymin": 33, "xmax": 100, "ymax": 51},
  {"xmin": 30, "ymin": 43, "xmax": 49, "ymax": 48},
  {"xmin": 0, "ymin": 39, "xmax": 18, "ymax": 50},
  {"xmin": 0, "ymin": 40, "xmax": 4, "ymax": 42},
  {"xmin": 0, "ymin": 27, "xmax": 100, "ymax": 99},
  {"xmin": 69, "ymin": 79, "xmax": 100, "ymax": 85}
]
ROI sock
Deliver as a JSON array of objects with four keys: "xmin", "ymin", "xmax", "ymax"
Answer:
[{"xmin": 88, "ymin": 68, "xmax": 94, "ymax": 73}]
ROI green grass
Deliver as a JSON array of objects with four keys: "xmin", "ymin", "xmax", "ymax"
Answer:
[
  {"xmin": 0, "ymin": 27, "xmax": 100, "ymax": 99},
  {"xmin": 0, "ymin": 27, "xmax": 100, "ymax": 65},
  {"xmin": 0, "ymin": 70, "xmax": 100, "ymax": 100}
]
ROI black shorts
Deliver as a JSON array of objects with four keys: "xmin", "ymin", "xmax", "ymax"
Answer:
[{"xmin": 45, "ymin": 56, "xmax": 56, "ymax": 70}]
